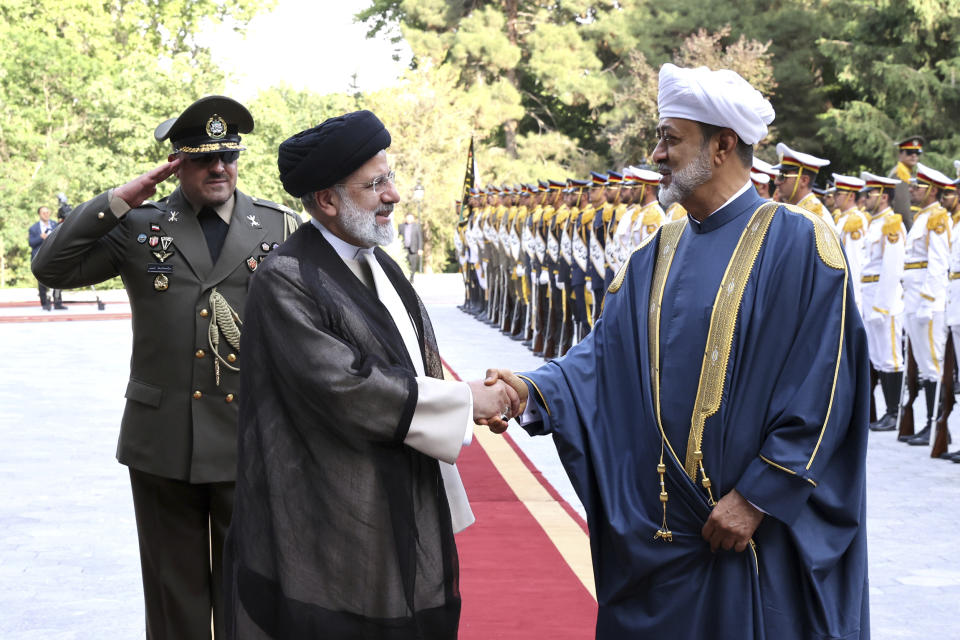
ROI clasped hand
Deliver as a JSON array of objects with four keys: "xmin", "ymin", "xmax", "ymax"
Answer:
[{"xmin": 466, "ymin": 369, "xmax": 529, "ymax": 434}]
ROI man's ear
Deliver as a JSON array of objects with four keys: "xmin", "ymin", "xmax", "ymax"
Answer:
[
  {"xmin": 314, "ymin": 188, "xmax": 339, "ymax": 218},
  {"xmin": 168, "ymin": 153, "xmax": 180, "ymax": 178},
  {"xmin": 714, "ymin": 129, "xmax": 739, "ymax": 166}
]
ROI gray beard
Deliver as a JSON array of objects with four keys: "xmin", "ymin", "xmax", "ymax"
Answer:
[
  {"xmin": 336, "ymin": 187, "xmax": 396, "ymax": 247},
  {"xmin": 658, "ymin": 149, "xmax": 713, "ymax": 208}
]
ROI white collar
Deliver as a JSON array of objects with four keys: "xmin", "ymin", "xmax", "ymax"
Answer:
[{"xmin": 310, "ymin": 217, "xmax": 374, "ymax": 261}]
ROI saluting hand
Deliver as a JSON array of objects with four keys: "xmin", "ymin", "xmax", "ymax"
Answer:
[
  {"xmin": 114, "ymin": 158, "xmax": 182, "ymax": 208},
  {"xmin": 701, "ymin": 489, "xmax": 764, "ymax": 553}
]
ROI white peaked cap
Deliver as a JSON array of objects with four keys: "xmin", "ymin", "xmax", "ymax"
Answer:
[
  {"xmin": 776, "ymin": 142, "xmax": 830, "ymax": 172},
  {"xmin": 751, "ymin": 173, "xmax": 770, "ymax": 185},
  {"xmin": 915, "ymin": 162, "xmax": 954, "ymax": 189},
  {"xmin": 860, "ymin": 171, "xmax": 900, "ymax": 188},
  {"xmin": 625, "ymin": 166, "xmax": 662, "ymax": 184},
  {"xmin": 752, "ymin": 156, "xmax": 778, "ymax": 177},
  {"xmin": 953, "ymin": 159, "xmax": 960, "ymax": 177},
  {"xmin": 657, "ymin": 63, "xmax": 775, "ymax": 145},
  {"xmin": 832, "ymin": 173, "xmax": 865, "ymax": 192}
]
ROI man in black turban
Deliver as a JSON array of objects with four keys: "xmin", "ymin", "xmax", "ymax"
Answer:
[{"xmin": 224, "ymin": 110, "xmax": 521, "ymax": 639}]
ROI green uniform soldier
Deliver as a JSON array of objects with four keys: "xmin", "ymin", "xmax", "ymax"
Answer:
[{"xmin": 32, "ymin": 96, "xmax": 300, "ymax": 640}]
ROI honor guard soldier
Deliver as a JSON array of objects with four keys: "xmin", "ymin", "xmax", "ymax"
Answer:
[
  {"xmin": 623, "ymin": 167, "xmax": 664, "ymax": 250},
  {"xmin": 557, "ymin": 179, "xmax": 587, "ymax": 355},
  {"xmin": 32, "ymin": 96, "xmax": 301, "ymax": 640},
  {"xmin": 900, "ymin": 163, "xmax": 953, "ymax": 446},
  {"xmin": 860, "ymin": 172, "xmax": 907, "ymax": 433},
  {"xmin": 943, "ymin": 172, "xmax": 960, "ymax": 461},
  {"xmin": 600, "ymin": 170, "xmax": 626, "ymax": 291},
  {"xmin": 751, "ymin": 171, "xmax": 771, "ymax": 198},
  {"xmin": 540, "ymin": 180, "xmax": 565, "ymax": 357},
  {"xmin": 774, "ymin": 142, "xmax": 834, "ymax": 228},
  {"xmin": 832, "ymin": 174, "xmax": 869, "ymax": 312},
  {"xmin": 889, "ymin": 136, "xmax": 925, "ymax": 228},
  {"xmin": 531, "ymin": 182, "xmax": 550, "ymax": 354}
]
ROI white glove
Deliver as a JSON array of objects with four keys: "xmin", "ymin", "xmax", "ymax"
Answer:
[
  {"xmin": 556, "ymin": 280, "xmax": 565, "ymax": 291},
  {"xmin": 916, "ymin": 304, "xmax": 933, "ymax": 322},
  {"xmin": 539, "ymin": 270, "xmax": 549, "ymax": 285}
]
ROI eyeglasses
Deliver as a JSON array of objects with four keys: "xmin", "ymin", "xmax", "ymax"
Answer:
[
  {"xmin": 336, "ymin": 170, "xmax": 396, "ymax": 195},
  {"xmin": 184, "ymin": 151, "xmax": 240, "ymax": 166},
  {"xmin": 774, "ymin": 173, "xmax": 799, "ymax": 184}
]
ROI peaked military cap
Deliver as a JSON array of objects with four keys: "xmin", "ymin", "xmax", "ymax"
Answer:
[
  {"xmin": 895, "ymin": 136, "xmax": 925, "ymax": 153},
  {"xmin": 155, "ymin": 95, "xmax": 253, "ymax": 154}
]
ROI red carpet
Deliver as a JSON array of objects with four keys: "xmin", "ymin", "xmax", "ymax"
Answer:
[{"xmin": 446, "ymin": 363, "xmax": 597, "ymax": 639}]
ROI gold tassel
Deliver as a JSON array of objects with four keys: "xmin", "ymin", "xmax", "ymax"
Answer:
[{"xmin": 654, "ymin": 442, "xmax": 673, "ymax": 542}]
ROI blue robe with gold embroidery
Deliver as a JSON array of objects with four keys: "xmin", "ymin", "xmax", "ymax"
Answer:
[{"xmin": 520, "ymin": 188, "xmax": 870, "ymax": 639}]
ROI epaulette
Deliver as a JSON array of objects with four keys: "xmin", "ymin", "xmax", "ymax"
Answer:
[
  {"xmin": 843, "ymin": 213, "xmax": 864, "ymax": 234},
  {"xmin": 927, "ymin": 209, "xmax": 949, "ymax": 235},
  {"xmin": 252, "ymin": 198, "xmax": 297, "ymax": 217},
  {"xmin": 882, "ymin": 213, "xmax": 903, "ymax": 237},
  {"xmin": 642, "ymin": 202, "xmax": 665, "ymax": 226}
]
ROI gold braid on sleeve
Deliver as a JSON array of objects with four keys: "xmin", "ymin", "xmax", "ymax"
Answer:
[{"xmin": 208, "ymin": 288, "xmax": 242, "ymax": 386}]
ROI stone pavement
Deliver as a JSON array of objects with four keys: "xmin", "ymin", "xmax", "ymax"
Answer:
[{"xmin": 1, "ymin": 276, "xmax": 958, "ymax": 638}]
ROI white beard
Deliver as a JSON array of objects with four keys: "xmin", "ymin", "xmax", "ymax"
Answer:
[
  {"xmin": 337, "ymin": 187, "xmax": 396, "ymax": 247},
  {"xmin": 658, "ymin": 149, "xmax": 713, "ymax": 208}
]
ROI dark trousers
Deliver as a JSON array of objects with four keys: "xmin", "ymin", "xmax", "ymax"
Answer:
[
  {"xmin": 406, "ymin": 252, "xmax": 421, "ymax": 281},
  {"xmin": 129, "ymin": 468, "xmax": 235, "ymax": 640},
  {"xmin": 38, "ymin": 282, "xmax": 61, "ymax": 308}
]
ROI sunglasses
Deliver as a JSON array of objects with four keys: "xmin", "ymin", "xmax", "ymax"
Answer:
[
  {"xmin": 902, "ymin": 149, "xmax": 921, "ymax": 156},
  {"xmin": 184, "ymin": 151, "xmax": 240, "ymax": 166}
]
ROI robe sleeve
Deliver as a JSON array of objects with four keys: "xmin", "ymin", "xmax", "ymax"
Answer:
[{"xmin": 735, "ymin": 223, "xmax": 868, "ymax": 527}]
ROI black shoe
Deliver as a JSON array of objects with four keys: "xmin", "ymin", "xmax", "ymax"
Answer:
[
  {"xmin": 906, "ymin": 425, "xmax": 931, "ymax": 446},
  {"xmin": 41, "ymin": 304, "xmax": 51, "ymax": 311},
  {"xmin": 939, "ymin": 450, "xmax": 960, "ymax": 460},
  {"xmin": 53, "ymin": 304, "xmax": 68, "ymax": 310},
  {"xmin": 869, "ymin": 414, "xmax": 897, "ymax": 431},
  {"xmin": 898, "ymin": 431, "xmax": 916, "ymax": 442}
]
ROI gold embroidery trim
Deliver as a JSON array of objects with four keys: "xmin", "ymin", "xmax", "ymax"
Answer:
[
  {"xmin": 806, "ymin": 228, "xmax": 849, "ymax": 470},
  {"xmin": 861, "ymin": 274, "xmax": 879, "ymax": 283},
  {"xmin": 905, "ymin": 261, "xmax": 928, "ymax": 270},
  {"xmin": 919, "ymin": 293, "xmax": 936, "ymax": 302},
  {"xmin": 781, "ymin": 203, "xmax": 845, "ymax": 271},
  {"xmin": 649, "ymin": 219, "xmax": 689, "ymax": 470},
  {"xmin": 176, "ymin": 141, "xmax": 244, "ymax": 153},
  {"xmin": 760, "ymin": 455, "xmax": 817, "ymax": 487},
  {"xmin": 684, "ymin": 203, "xmax": 778, "ymax": 478},
  {"xmin": 516, "ymin": 374, "xmax": 551, "ymax": 417},
  {"xmin": 928, "ymin": 320, "xmax": 941, "ymax": 375}
]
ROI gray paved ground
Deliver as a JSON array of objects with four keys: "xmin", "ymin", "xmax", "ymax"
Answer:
[{"xmin": 1, "ymin": 277, "xmax": 958, "ymax": 638}]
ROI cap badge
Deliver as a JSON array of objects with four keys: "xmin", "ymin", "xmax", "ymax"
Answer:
[{"xmin": 206, "ymin": 114, "xmax": 227, "ymax": 139}]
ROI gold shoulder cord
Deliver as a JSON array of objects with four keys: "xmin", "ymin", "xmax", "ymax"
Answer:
[
  {"xmin": 647, "ymin": 219, "xmax": 688, "ymax": 542},
  {"xmin": 208, "ymin": 289, "xmax": 242, "ymax": 386}
]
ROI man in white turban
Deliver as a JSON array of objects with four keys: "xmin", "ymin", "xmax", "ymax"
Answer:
[{"xmin": 483, "ymin": 64, "xmax": 870, "ymax": 639}]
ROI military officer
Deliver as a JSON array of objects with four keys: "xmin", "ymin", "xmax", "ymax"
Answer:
[
  {"xmin": 774, "ymin": 142, "xmax": 834, "ymax": 228},
  {"xmin": 751, "ymin": 171, "xmax": 771, "ymax": 197},
  {"xmin": 900, "ymin": 163, "xmax": 953, "ymax": 446},
  {"xmin": 832, "ymin": 174, "xmax": 869, "ymax": 313},
  {"xmin": 860, "ymin": 172, "xmax": 907, "ymax": 433},
  {"xmin": 889, "ymin": 135, "xmax": 925, "ymax": 228},
  {"xmin": 943, "ymin": 173, "xmax": 960, "ymax": 461},
  {"xmin": 624, "ymin": 167, "xmax": 664, "ymax": 250},
  {"xmin": 31, "ymin": 96, "xmax": 301, "ymax": 640}
]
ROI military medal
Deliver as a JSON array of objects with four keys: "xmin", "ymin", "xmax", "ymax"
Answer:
[
  {"xmin": 154, "ymin": 274, "xmax": 169, "ymax": 291},
  {"xmin": 160, "ymin": 236, "xmax": 174, "ymax": 250},
  {"xmin": 168, "ymin": 211, "xmax": 179, "ymax": 223},
  {"xmin": 246, "ymin": 214, "xmax": 261, "ymax": 228},
  {"xmin": 246, "ymin": 256, "xmax": 258, "ymax": 272},
  {"xmin": 260, "ymin": 242, "xmax": 271, "ymax": 252},
  {"xmin": 148, "ymin": 236, "xmax": 160, "ymax": 248},
  {"xmin": 137, "ymin": 233, "xmax": 148, "ymax": 244}
]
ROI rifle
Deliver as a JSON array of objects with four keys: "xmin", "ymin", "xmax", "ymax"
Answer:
[
  {"xmin": 869, "ymin": 366, "xmax": 879, "ymax": 424},
  {"xmin": 897, "ymin": 339, "xmax": 919, "ymax": 439},
  {"xmin": 932, "ymin": 331, "xmax": 955, "ymax": 458}
]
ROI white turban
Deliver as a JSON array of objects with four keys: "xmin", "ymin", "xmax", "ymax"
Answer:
[{"xmin": 657, "ymin": 63, "xmax": 775, "ymax": 145}]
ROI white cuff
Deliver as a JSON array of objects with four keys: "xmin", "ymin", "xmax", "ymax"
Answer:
[
  {"xmin": 108, "ymin": 189, "xmax": 131, "ymax": 218},
  {"xmin": 403, "ymin": 378, "xmax": 472, "ymax": 464}
]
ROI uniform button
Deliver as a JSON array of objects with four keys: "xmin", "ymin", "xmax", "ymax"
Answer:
[
  {"xmin": 97, "ymin": 211, "xmax": 105, "ymax": 219},
  {"xmin": 225, "ymin": 394, "xmax": 235, "ymax": 403},
  {"xmin": 192, "ymin": 390, "xmax": 202, "ymax": 399},
  {"xmin": 226, "ymin": 353, "xmax": 237, "ymax": 363},
  {"xmin": 200, "ymin": 309, "xmax": 209, "ymax": 318},
  {"xmin": 195, "ymin": 349, "xmax": 205, "ymax": 358}
]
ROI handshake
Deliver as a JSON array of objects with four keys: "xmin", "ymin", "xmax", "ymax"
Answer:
[{"xmin": 467, "ymin": 369, "xmax": 530, "ymax": 434}]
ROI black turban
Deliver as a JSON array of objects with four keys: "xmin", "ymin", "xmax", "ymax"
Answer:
[{"xmin": 278, "ymin": 110, "xmax": 392, "ymax": 198}]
